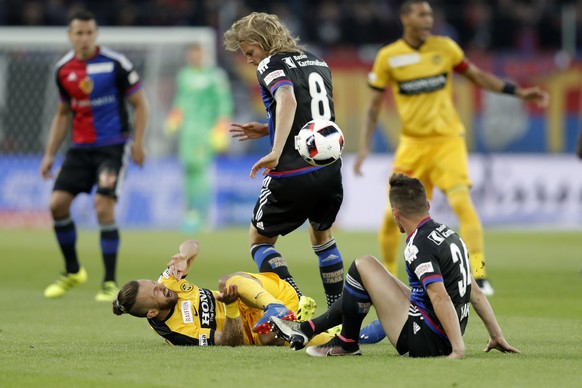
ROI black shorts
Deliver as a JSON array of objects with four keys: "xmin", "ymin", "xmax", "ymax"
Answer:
[
  {"xmin": 396, "ymin": 306, "xmax": 452, "ymax": 358},
  {"xmin": 251, "ymin": 160, "xmax": 343, "ymax": 237},
  {"xmin": 53, "ymin": 143, "xmax": 131, "ymax": 199}
]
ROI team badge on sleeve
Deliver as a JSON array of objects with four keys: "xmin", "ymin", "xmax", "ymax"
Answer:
[{"xmin": 264, "ymin": 69, "xmax": 285, "ymax": 85}]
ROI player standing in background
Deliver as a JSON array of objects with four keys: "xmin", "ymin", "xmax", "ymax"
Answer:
[
  {"xmin": 40, "ymin": 10, "xmax": 149, "ymax": 301},
  {"xmin": 224, "ymin": 12, "xmax": 344, "ymax": 327},
  {"xmin": 164, "ymin": 43, "xmax": 233, "ymax": 233},
  {"xmin": 354, "ymin": 0, "xmax": 549, "ymax": 296},
  {"xmin": 270, "ymin": 173, "xmax": 520, "ymax": 358}
]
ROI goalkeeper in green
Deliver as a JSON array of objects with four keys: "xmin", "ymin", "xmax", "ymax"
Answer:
[{"xmin": 166, "ymin": 43, "xmax": 234, "ymax": 232}]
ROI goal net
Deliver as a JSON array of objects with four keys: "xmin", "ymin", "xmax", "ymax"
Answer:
[{"xmin": 0, "ymin": 27, "xmax": 217, "ymax": 228}]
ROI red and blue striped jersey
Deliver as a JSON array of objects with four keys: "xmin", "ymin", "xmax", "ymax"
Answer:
[{"xmin": 54, "ymin": 46, "xmax": 142, "ymax": 147}]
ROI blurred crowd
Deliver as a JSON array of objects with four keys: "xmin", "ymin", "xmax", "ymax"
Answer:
[{"xmin": 1, "ymin": 0, "xmax": 580, "ymax": 53}]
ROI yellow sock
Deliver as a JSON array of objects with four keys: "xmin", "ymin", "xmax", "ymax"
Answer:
[
  {"xmin": 379, "ymin": 207, "xmax": 401, "ymax": 275},
  {"xmin": 226, "ymin": 275, "xmax": 280, "ymax": 309},
  {"xmin": 446, "ymin": 188, "xmax": 486, "ymax": 279}
]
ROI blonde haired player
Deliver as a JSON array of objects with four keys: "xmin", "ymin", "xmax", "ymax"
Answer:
[
  {"xmin": 354, "ymin": 0, "xmax": 549, "ymax": 297},
  {"xmin": 112, "ymin": 240, "xmax": 332, "ymax": 346}
]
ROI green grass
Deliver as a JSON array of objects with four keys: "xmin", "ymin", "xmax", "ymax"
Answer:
[{"xmin": 1, "ymin": 228, "xmax": 581, "ymax": 387}]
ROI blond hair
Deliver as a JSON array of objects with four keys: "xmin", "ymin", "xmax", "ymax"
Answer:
[{"xmin": 224, "ymin": 12, "xmax": 304, "ymax": 55}]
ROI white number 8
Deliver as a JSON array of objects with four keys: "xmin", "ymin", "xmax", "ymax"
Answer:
[{"xmin": 308, "ymin": 72, "xmax": 331, "ymax": 120}]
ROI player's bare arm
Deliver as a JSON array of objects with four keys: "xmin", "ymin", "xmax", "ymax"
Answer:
[
  {"xmin": 127, "ymin": 89, "xmax": 149, "ymax": 167},
  {"xmin": 167, "ymin": 240, "xmax": 199, "ymax": 279},
  {"xmin": 215, "ymin": 283, "xmax": 244, "ymax": 346},
  {"xmin": 461, "ymin": 62, "xmax": 549, "ymax": 108},
  {"xmin": 354, "ymin": 88, "xmax": 384, "ymax": 176},
  {"xmin": 469, "ymin": 275, "xmax": 521, "ymax": 354},
  {"xmin": 249, "ymin": 84, "xmax": 296, "ymax": 178},
  {"xmin": 229, "ymin": 121, "xmax": 269, "ymax": 140},
  {"xmin": 40, "ymin": 102, "xmax": 72, "ymax": 179},
  {"xmin": 426, "ymin": 281, "xmax": 465, "ymax": 359}
]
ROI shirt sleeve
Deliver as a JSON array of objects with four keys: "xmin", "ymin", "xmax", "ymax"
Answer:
[
  {"xmin": 444, "ymin": 37, "xmax": 467, "ymax": 72},
  {"xmin": 257, "ymin": 55, "xmax": 293, "ymax": 96},
  {"xmin": 410, "ymin": 253, "xmax": 444, "ymax": 289},
  {"xmin": 114, "ymin": 53, "xmax": 141, "ymax": 96},
  {"xmin": 367, "ymin": 46, "xmax": 390, "ymax": 91}
]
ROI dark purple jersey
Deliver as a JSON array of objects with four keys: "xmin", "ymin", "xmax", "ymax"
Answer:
[
  {"xmin": 256, "ymin": 51, "xmax": 336, "ymax": 176},
  {"xmin": 404, "ymin": 217, "xmax": 472, "ymax": 341}
]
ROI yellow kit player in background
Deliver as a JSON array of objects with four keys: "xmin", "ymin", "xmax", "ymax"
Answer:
[
  {"xmin": 354, "ymin": 0, "xmax": 549, "ymax": 295},
  {"xmin": 113, "ymin": 240, "xmax": 331, "ymax": 346}
]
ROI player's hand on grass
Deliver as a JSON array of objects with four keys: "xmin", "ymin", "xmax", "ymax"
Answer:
[
  {"xmin": 484, "ymin": 336, "xmax": 521, "ymax": 354},
  {"xmin": 447, "ymin": 349, "xmax": 465, "ymax": 359},
  {"xmin": 229, "ymin": 122, "xmax": 268, "ymax": 141}
]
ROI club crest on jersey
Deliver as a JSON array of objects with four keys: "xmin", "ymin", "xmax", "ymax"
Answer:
[
  {"xmin": 428, "ymin": 231, "xmax": 445, "ymax": 245},
  {"xmin": 404, "ymin": 244, "xmax": 419, "ymax": 264},
  {"xmin": 180, "ymin": 282, "xmax": 193, "ymax": 292},
  {"xmin": 79, "ymin": 76, "xmax": 93, "ymax": 95}
]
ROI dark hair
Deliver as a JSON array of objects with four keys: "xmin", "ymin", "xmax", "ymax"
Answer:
[
  {"xmin": 400, "ymin": 0, "xmax": 429, "ymax": 15},
  {"xmin": 388, "ymin": 173, "xmax": 429, "ymax": 217},
  {"xmin": 68, "ymin": 9, "xmax": 96, "ymax": 25},
  {"xmin": 112, "ymin": 280, "xmax": 145, "ymax": 317}
]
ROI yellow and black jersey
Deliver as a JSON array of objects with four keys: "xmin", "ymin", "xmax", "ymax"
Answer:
[
  {"xmin": 147, "ymin": 268, "xmax": 227, "ymax": 346},
  {"xmin": 368, "ymin": 36, "xmax": 469, "ymax": 138}
]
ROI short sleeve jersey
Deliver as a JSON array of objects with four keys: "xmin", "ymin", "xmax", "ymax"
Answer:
[
  {"xmin": 404, "ymin": 218, "xmax": 472, "ymax": 341},
  {"xmin": 368, "ymin": 36, "xmax": 467, "ymax": 138},
  {"xmin": 256, "ymin": 51, "xmax": 336, "ymax": 175},
  {"xmin": 55, "ymin": 46, "xmax": 142, "ymax": 147},
  {"xmin": 147, "ymin": 268, "xmax": 225, "ymax": 346}
]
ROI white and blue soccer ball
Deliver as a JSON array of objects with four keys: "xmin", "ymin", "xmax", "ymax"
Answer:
[{"xmin": 294, "ymin": 119, "xmax": 345, "ymax": 166}]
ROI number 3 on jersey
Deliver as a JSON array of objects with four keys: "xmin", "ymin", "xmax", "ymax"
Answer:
[
  {"xmin": 308, "ymin": 72, "xmax": 331, "ymax": 120},
  {"xmin": 450, "ymin": 241, "xmax": 471, "ymax": 296}
]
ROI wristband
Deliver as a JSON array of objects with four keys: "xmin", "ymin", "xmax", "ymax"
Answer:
[
  {"xmin": 502, "ymin": 82, "xmax": 517, "ymax": 95},
  {"xmin": 225, "ymin": 302, "xmax": 240, "ymax": 319}
]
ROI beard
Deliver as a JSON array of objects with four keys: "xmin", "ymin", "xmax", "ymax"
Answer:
[{"xmin": 159, "ymin": 288, "xmax": 179, "ymax": 310}]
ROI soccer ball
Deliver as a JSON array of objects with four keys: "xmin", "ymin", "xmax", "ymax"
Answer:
[{"xmin": 294, "ymin": 119, "xmax": 345, "ymax": 166}]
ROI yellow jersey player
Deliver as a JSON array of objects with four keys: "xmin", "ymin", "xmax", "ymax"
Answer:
[
  {"xmin": 112, "ymin": 240, "xmax": 331, "ymax": 346},
  {"xmin": 354, "ymin": 0, "xmax": 549, "ymax": 296}
]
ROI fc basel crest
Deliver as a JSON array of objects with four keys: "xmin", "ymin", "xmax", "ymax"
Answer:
[
  {"xmin": 79, "ymin": 76, "xmax": 94, "ymax": 94},
  {"xmin": 180, "ymin": 282, "xmax": 193, "ymax": 292}
]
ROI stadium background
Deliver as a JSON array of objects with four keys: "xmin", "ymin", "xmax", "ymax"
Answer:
[{"xmin": 0, "ymin": 0, "xmax": 581, "ymax": 230}]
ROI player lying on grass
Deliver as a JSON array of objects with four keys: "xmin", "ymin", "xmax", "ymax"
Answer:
[
  {"xmin": 269, "ymin": 173, "xmax": 520, "ymax": 358},
  {"xmin": 112, "ymin": 239, "xmax": 332, "ymax": 346}
]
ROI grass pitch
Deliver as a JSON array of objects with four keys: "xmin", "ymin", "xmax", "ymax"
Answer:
[{"xmin": 1, "ymin": 228, "xmax": 581, "ymax": 387}]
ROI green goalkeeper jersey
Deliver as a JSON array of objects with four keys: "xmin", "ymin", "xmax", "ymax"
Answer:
[{"xmin": 173, "ymin": 66, "xmax": 233, "ymax": 146}]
